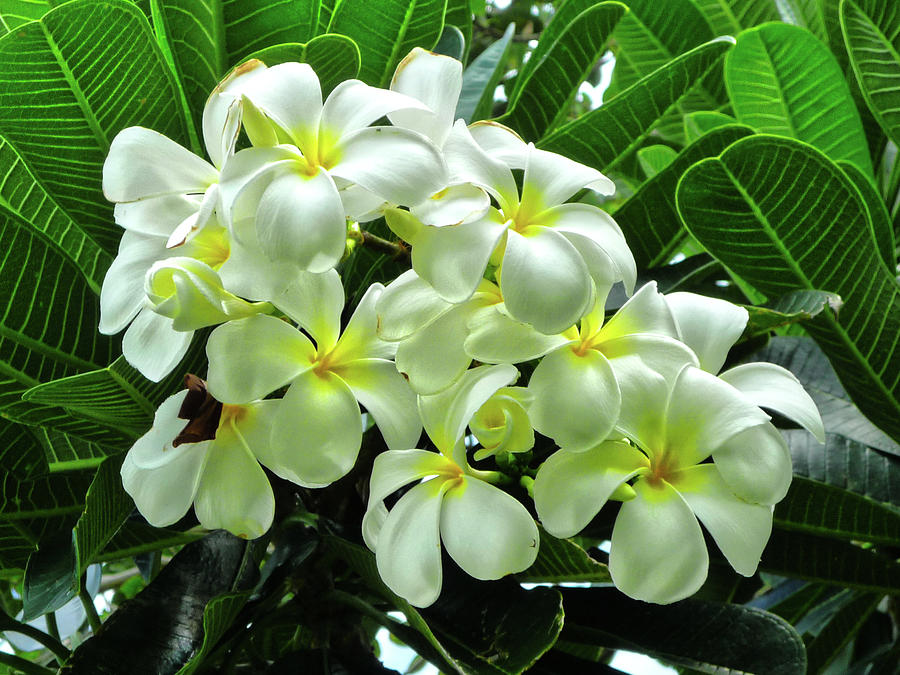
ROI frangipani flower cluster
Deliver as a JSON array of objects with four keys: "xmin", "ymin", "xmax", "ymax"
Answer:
[{"xmin": 105, "ymin": 47, "xmax": 823, "ymax": 608}]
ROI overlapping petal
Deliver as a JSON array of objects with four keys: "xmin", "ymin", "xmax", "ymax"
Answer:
[
  {"xmin": 518, "ymin": 146, "xmax": 614, "ymax": 217},
  {"xmin": 666, "ymin": 292, "xmax": 748, "ymax": 374},
  {"xmin": 464, "ymin": 304, "xmax": 570, "ymax": 364},
  {"xmin": 99, "ymin": 232, "xmax": 169, "ymax": 334},
  {"xmin": 376, "ymin": 270, "xmax": 454, "ymax": 341},
  {"xmin": 712, "ymin": 422, "xmax": 792, "ymax": 505},
  {"xmin": 330, "ymin": 283, "xmax": 396, "ymax": 363},
  {"xmin": 121, "ymin": 309, "xmax": 192, "ymax": 382},
  {"xmin": 389, "ymin": 48, "xmax": 461, "ymax": 146},
  {"xmin": 272, "ymin": 269, "xmax": 344, "ymax": 350},
  {"xmin": 321, "ymin": 79, "xmax": 431, "ymax": 137},
  {"xmin": 440, "ymin": 476, "xmax": 539, "ymax": 580}
]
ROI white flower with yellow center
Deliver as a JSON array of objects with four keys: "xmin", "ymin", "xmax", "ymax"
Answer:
[
  {"xmin": 363, "ymin": 365, "xmax": 539, "ymax": 607},
  {"xmin": 205, "ymin": 275, "xmax": 420, "ymax": 487},
  {"xmin": 217, "ymin": 61, "xmax": 448, "ymax": 273}
]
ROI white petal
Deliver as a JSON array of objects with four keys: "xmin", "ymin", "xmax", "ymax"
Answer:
[
  {"xmin": 330, "ymin": 283, "xmax": 396, "ymax": 363},
  {"xmin": 272, "ymin": 269, "xmax": 345, "ymax": 350},
  {"xmin": 410, "ymin": 209, "xmax": 508, "ymax": 303},
  {"xmin": 712, "ymin": 422, "xmax": 792, "ymax": 505},
  {"xmin": 464, "ymin": 304, "xmax": 569, "ymax": 364},
  {"xmin": 501, "ymin": 227, "xmax": 592, "ymax": 334},
  {"xmin": 321, "ymin": 79, "xmax": 431, "ymax": 137},
  {"xmin": 395, "ymin": 302, "xmax": 476, "ymax": 395},
  {"xmin": 122, "ymin": 309, "xmax": 192, "ymax": 382},
  {"xmin": 410, "ymin": 183, "xmax": 490, "ymax": 227},
  {"xmin": 376, "ymin": 478, "xmax": 448, "ymax": 607},
  {"xmin": 664, "ymin": 366, "xmax": 771, "ymax": 467},
  {"xmin": 443, "ymin": 120, "xmax": 519, "ymax": 212},
  {"xmin": 103, "ymin": 127, "xmax": 217, "ymax": 202},
  {"xmin": 239, "ymin": 62, "xmax": 323, "ymax": 153},
  {"xmin": 519, "ymin": 146, "xmax": 614, "ymax": 216},
  {"xmin": 113, "ymin": 194, "xmax": 202, "ymax": 238},
  {"xmin": 194, "ymin": 420, "xmax": 274, "ymax": 539},
  {"xmin": 99, "ymin": 231, "xmax": 168, "ymax": 334},
  {"xmin": 611, "ymin": 362, "xmax": 671, "ymax": 457},
  {"xmin": 419, "ymin": 364, "xmax": 518, "ymax": 454},
  {"xmin": 217, "ymin": 145, "xmax": 301, "ymax": 226},
  {"xmin": 672, "ymin": 464, "xmax": 773, "ymax": 576},
  {"xmin": 202, "ymin": 59, "xmax": 269, "ymax": 168},
  {"xmin": 666, "ymin": 292, "xmax": 748, "ymax": 374},
  {"xmin": 120, "ymin": 391, "xmax": 206, "ymax": 526},
  {"xmin": 534, "ymin": 441, "xmax": 648, "ymax": 538},
  {"xmin": 440, "ymin": 476, "xmax": 539, "ymax": 579},
  {"xmin": 376, "ymin": 269, "xmax": 453, "ymax": 341},
  {"xmin": 468, "ymin": 121, "xmax": 528, "ymax": 168},
  {"xmin": 720, "ymin": 362, "xmax": 825, "ymax": 442},
  {"xmin": 528, "ymin": 346, "xmax": 620, "ymax": 452},
  {"xmin": 610, "ymin": 479, "xmax": 708, "ymax": 604},
  {"xmin": 338, "ymin": 359, "xmax": 421, "ymax": 450},
  {"xmin": 256, "ymin": 170, "xmax": 346, "ymax": 273},
  {"xmin": 270, "ymin": 369, "xmax": 363, "ymax": 485},
  {"xmin": 340, "ymin": 183, "xmax": 387, "ymax": 221},
  {"xmin": 206, "ymin": 315, "xmax": 315, "ymax": 403},
  {"xmin": 366, "ymin": 449, "xmax": 458, "ymax": 523},
  {"xmin": 389, "ymin": 48, "xmax": 462, "ymax": 146},
  {"xmin": 599, "ymin": 281, "xmax": 678, "ymax": 341},
  {"xmin": 329, "ymin": 126, "xmax": 447, "ymax": 207},
  {"xmin": 217, "ymin": 222, "xmax": 304, "ymax": 300},
  {"xmin": 603, "ymin": 334, "xmax": 699, "ymax": 384}
]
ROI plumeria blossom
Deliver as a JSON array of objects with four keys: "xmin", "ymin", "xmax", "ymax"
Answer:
[
  {"xmin": 121, "ymin": 377, "xmax": 278, "ymax": 539},
  {"xmin": 466, "ymin": 282, "xmax": 696, "ymax": 452},
  {"xmin": 363, "ymin": 365, "xmax": 539, "ymax": 607},
  {"xmin": 534, "ymin": 365, "xmax": 789, "ymax": 604},
  {"xmin": 385, "ymin": 121, "xmax": 635, "ymax": 334},
  {"xmin": 470, "ymin": 386, "xmax": 534, "ymax": 460},
  {"xmin": 206, "ymin": 275, "xmax": 420, "ymax": 487},
  {"xmin": 217, "ymin": 61, "xmax": 448, "ymax": 273}
]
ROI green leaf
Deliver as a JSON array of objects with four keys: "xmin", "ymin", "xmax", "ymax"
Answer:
[
  {"xmin": 35, "ymin": 427, "xmax": 119, "ymax": 473},
  {"xmin": 613, "ymin": 123, "xmax": 752, "ymax": 268},
  {"xmin": 443, "ymin": 0, "xmax": 472, "ymax": 62},
  {"xmin": 636, "ymin": 144, "xmax": 678, "ymax": 178},
  {"xmin": 781, "ymin": 0, "xmax": 830, "ymax": 42},
  {"xmin": 176, "ymin": 591, "xmax": 251, "ymax": 675},
  {"xmin": 22, "ymin": 529, "xmax": 76, "ymax": 620},
  {"xmin": 747, "ymin": 338, "xmax": 900, "ymax": 456},
  {"xmin": 517, "ymin": 528, "xmax": 611, "ymax": 584},
  {"xmin": 836, "ymin": 159, "xmax": 895, "ymax": 271},
  {"xmin": 457, "ymin": 22, "xmax": 514, "ymax": 123},
  {"xmin": 676, "ymin": 135, "xmax": 900, "ymax": 444},
  {"xmin": 743, "ymin": 290, "xmax": 844, "ymax": 338},
  {"xmin": 775, "ymin": 475, "xmax": 900, "ymax": 544},
  {"xmin": 434, "ymin": 24, "xmax": 465, "ymax": 61},
  {"xmin": 96, "ymin": 521, "xmax": 203, "ymax": 562},
  {"xmin": 0, "ymin": 418, "xmax": 48, "ymax": 480},
  {"xmin": 0, "ymin": 1, "xmax": 53, "ymax": 34},
  {"xmin": 539, "ymin": 37, "xmax": 735, "ymax": 172},
  {"xmin": 805, "ymin": 590, "xmax": 882, "ymax": 673},
  {"xmin": 73, "ymin": 454, "xmax": 133, "ymax": 585},
  {"xmin": 761, "ymin": 529, "xmax": 900, "ymax": 593},
  {"xmin": 559, "ymin": 587, "xmax": 807, "ymax": 675},
  {"xmin": 606, "ymin": 0, "xmax": 723, "ymax": 143},
  {"xmin": 328, "ymin": 0, "xmax": 447, "ymax": 87},
  {"xmin": 0, "ymin": 0, "xmax": 190, "ymax": 254},
  {"xmin": 240, "ymin": 33, "xmax": 362, "ymax": 95},
  {"xmin": 683, "ymin": 109, "xmax": 737, "ymax": 143},
  {"xmin": 785, "ymin": 429, "xmax": 900, "ymax": 507},
  {"xmin": 841, "ymin": 0, "xmax": 900, "ymax": 150},
  {"xmin": 690, "ymin": 0, "xmax": 780, "ymax": 36},
  {"xmin": 324, "ymin": 535, "xmax": 462, "ymax": 674},
  {"xmin": 501, "ymin": 1, "xmax": 626, "ymax": 141},
  {"xmin": 725, "ymin": 22, "xmax": 873, "ymax": 177}
]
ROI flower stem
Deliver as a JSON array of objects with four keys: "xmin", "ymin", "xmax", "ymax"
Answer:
[
  {"xmin": 0, "ymin": 616, "xmax": 69, "ymax": 663},
  {"xmin": 78, "ymin": 586, "xmax": 102, "ymax": 634},
  {"xmin": 353, "ymin": 227, "xmax": 409, "ymax": 260},
  {"xmin": 0, "ymin": 651, "xmax": 55, "ymax": 675},
  {"xmin": 45, "ymin": 611, "xmax": 60, "ymax": 645}
]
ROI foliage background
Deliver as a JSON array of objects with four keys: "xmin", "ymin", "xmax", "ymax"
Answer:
[{"xmin": 0, "ymin": 0, "xmax": 898, "ymax": 673}]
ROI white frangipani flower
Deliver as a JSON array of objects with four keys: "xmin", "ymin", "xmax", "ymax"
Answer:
[
  {"xmin": 470, "ymin": 386, "xmax": 534, "ymax": 461},
  {"xmin": 534, "ymin": 365, "xmax": 781, "ymax": 604},
  {"xmin": 218, "ymin": 61, "xmax": 448, "ymax": 273},
  {"xmin": 386, "ymin": 122, "xmax": 635, "ymax": 334},
  {"xmin": 121, "ymin": 378, "xmax": 277, "ymax": 539},
  {"xmin": 206, "ymin": 275, "xmax": 420, "ymax": 487},
  {"xmin": 363, "ymin": 365, "xmax": 539, "ymax": 607}
]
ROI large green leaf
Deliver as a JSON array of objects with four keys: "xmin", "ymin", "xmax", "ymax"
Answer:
[
  {"xmin": 559, "ymin": 587, "xmax": 807, "ymax": 675},
  {"xmin": 691, "ymin": 0, "xmax": 780, "ymax": 36},
  {"xmin": 516, "ymin": 528, "xmax": 611, "ymax": 584},
  {"xmin": 457, "ymin": 22, "xmax": 514, "ymax": 123},
  {"xmin": 837, "ymin": 159, "xmax": 895, "ymax": 270},
  {"xmin": 785, "ymin": 429, "xmax": 900, "ymax": 507},
  {"xmin": 775, "ymin": 475, "xmax": 900, "ymax": 544},
  {"xmin": 96, "ymin": 521, "xmax": 203, "ymax": 562},
  {"xmin": 328, "ymin": 0, "xmax": 447, "ymax": 87},
  {"xmin": 0, "ymin": 418, "xmax": 48, "ymax": 480},
  {"xmin": 175, "ymin": 590, "xmax": 251, "ymax": 675},
  {"xmin": 761, "ymin": 529, "xmax": 900, "ymax": 593},
  {"xmin": 841, "ymin": 0, "xmax": 900, "ymax": 149},
  {"xmin": 0, "ymin": 0, "xmax": 189, "ymax": 254},
  {"xmin": 747, "ymin": 338, "xmax": 900, "ymax": 456},
  {"xmin": 725, "ymin": 22, "xmax": 873, "ymax": 176},
  {"xmin": 501, "ymin": 1, "xmax": 626, "ymax": 141},
  {"xmin": 149, "ymin": 0, "xmax": 322, "ymax": 137},
  {"xmin": 613, "ymin": 123, "xmax": 752, "ymax": 268},
  {"xmin": 0, "ymin": 1, "xmax": 52, "ymax": 34},
  {"xmin": 443, "ymin": 0, "xmax": 472, "ymax": 62},
  {"xmin": 804, "ymin": 590, "xmax": 882, "ymax": 673},
  {"xmin": 676, "ymin": 135, "xmax": 900, "ymax": 443},
  {"xmin": 539, "ymin": 37, "xmax": 734, "ymax": 172}
]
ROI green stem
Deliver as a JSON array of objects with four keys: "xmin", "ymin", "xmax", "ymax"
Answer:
[
  {"xmin": 0, "ymin": 617, "xmax": 69, "ymax": 663},
  {"xmin": 0, "ymin": 651, "xmax": 55, "ymax": 675},
  {"xmin": 148, "ymin": 550, "xmax": 162, "ymax": 581},
  {"xmin": 355, "ymin": 228, "xmax": 409, "ymax": 259},
  {"xmin": 519, "ymin": 476, "xmax": 535, "ymax": 499},
  {"xmin": 44, "ymin": 612, "xmax": 60, "ymax": 645},
  {"xmin": 78, "ymin": 587, "xmax": 102, "ymax": 634}
]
